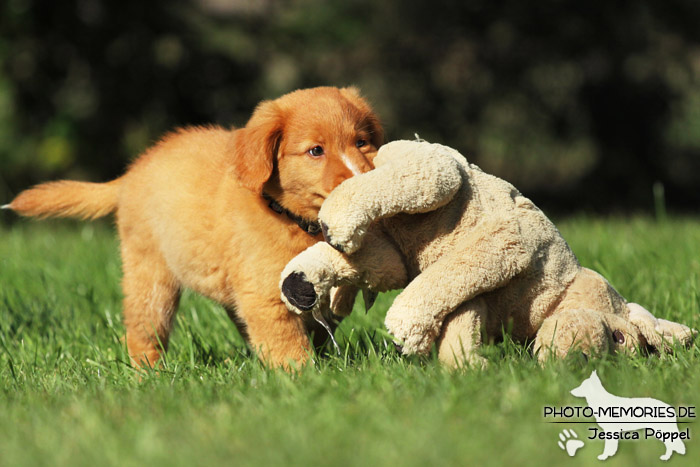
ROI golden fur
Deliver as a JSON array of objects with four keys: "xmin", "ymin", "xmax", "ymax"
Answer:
[{"xmin": 6, "ymin": 86, "xmax": 382, "ymax": 368}]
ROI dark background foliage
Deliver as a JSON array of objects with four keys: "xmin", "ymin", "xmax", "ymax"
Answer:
[{"xmin": 2, "ymin": 0, "xmax": 700, "ymax": 213}]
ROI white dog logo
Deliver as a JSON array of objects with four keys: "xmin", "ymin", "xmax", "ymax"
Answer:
[{"xmin": 571, "ymin": 370, "xmax": 686, "ymax": 461}]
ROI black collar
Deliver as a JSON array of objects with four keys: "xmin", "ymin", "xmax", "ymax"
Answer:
[{"xmin": 262, "ymin": 192, "xmax": 321, "ymax": 237}]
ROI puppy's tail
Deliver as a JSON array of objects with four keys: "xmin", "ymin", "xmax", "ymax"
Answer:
[{"xmin": 3, "ymin": 179, "xmax": 121, "ymax": 220}]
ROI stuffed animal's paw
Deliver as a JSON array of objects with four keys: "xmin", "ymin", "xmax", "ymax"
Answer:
[
  {"xmin": 656, "ymin": 318, "xmax": 697, "ymax": 347},
  {"xmin": 281, "ymin": 271, "xmax": 319, "ymax": 314},
  {"xmin": 280, "ymin": 245, "xmax": 338, "ymax": 315},
  {"xmin": 627, "ymin": 302, "xmax": 697, "ymax": 351},
  {"xmin": 396, "ymin": 328, "xmax": 438, "ymax": 356},
  {"xmin": 320, "ymin": 220, "xmax": 367, "ymax": 255},
  {"xmin": 385, "ymin": 310, "xmax": 440, "ymax": 356}
]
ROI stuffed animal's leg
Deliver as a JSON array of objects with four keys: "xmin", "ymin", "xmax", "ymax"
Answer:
[
  {"xmin": 437, "ymin": 298, "xmax": 488, "ymax": 369},
  {"xmin": 627, "ymin": 303, "xmax": 697, "ymax": 351},
  {"xmin": 319, "ymin": 141, "xmax": 464, "ymax": 254},
  {"xmin": 329, "ymin": 285, "xmax": 360, "ymax": 318},
  {"xmin": 280, "ymin": 228, "xmax": 408, "ymax": 316},
  {"xmin": 385, "ymin": 217, "xmax": 529, "ymax": 355}
]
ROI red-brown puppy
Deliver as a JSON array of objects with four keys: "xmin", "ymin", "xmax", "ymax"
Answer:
[{"xmin": 4, "ymin": 86, "xmax": 382, "ymax": 368}]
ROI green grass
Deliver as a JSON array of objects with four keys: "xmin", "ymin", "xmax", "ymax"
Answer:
[{"xmin": 1, "ymin": 216, "xmax": 699, "ymax": 466}]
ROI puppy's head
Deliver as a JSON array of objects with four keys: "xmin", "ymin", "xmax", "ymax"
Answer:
[{"xmin": 231, "ymin": 86, "xmax": 383, "ymax": 220}]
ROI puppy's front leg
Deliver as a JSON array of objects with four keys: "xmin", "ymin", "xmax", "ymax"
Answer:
[{"xmin": 234, "ymin": 290, "xmax": 313, "ymax": 368}]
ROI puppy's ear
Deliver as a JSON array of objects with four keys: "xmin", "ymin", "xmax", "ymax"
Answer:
[
  {"xmin": 340, "ymin": 87, "xmax": 384, "ymax": 149},
  {"xmin": 231, "ymin": 100, "xmax": 284, "ymax": 193}
]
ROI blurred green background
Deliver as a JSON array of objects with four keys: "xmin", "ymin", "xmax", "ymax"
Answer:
[{"xmin": 2, "ymin": 0, "xmax": 700, "ymax": 213}]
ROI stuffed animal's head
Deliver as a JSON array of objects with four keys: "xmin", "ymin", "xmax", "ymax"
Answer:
[{"xmin": 534, "ymin": 309, "xmax": 645, "ymax": 363}]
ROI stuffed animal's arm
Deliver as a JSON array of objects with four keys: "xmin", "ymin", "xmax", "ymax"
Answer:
[
  {"xmin": 319, "ymin": 141, "xmax": 464, "ymax": 254},
  {"xmin": 280, "ymin": 228, "xmax": 408, "ymax": 316},
  {"xmin": 385, "ymin": 216, "xmax": 530, "ymax": 355}
]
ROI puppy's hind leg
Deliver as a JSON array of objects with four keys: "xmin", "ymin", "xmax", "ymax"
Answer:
[{"xmin": 120, "ymin": 240, "xmax": 181, "ymax": 369}]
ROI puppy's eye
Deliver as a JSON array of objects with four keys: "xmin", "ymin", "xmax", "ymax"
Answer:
[
  {"xmin": 612, "ymin": 330, "xmax": 625, "ymax": 344},
  {"xmin": 356, "ymin": 139, "xmax": 367, "ymax": 148},
  {"xmin": 308, "ymin": 146, "xmax": 325, "ymax": 157}
]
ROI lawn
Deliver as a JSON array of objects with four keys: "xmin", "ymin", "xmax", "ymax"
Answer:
[{"xmin": 1, "ymin": 216, "xmax": 699, "ymax": 466}]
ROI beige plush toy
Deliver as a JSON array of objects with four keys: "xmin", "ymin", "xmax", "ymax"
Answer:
[{"xmin": 280, "ymin": 140, "xmax": 696, "ymax": 366}]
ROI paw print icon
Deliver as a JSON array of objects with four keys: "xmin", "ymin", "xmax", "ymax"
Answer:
[{"xmin": 558, "ymin": 429, "xmax": 584, "ymax": 457}]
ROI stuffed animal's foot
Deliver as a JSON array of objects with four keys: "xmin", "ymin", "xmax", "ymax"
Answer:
[
  {"xmin": 320, "ymin": 220, "xmax": 366, "ymax": 255},
  {"xmin": 281, "ymin": 271, "xmax": 320, "ymax": 314},
  {"xmin": 438, "ymin": 348, "xmax": 488, "ymax": 369},
  {"xmin": 386, "ymin": 324, "xmax": 437, "ymax": 356},
  {"xmin": 280, "ymin": 245, "xmax": 339, "ymax": 316},
  {"xmin": 656, "ymin": 318, "xmax": 697, "ymax": 347},
  {"xmin": 385, "ymin": 308, "xmax": 440, "ymax": 356},
  {"xmin": 627, "ymin": 303, "xmax": 697, "ymax": 351},
  {"xmin": 437, "ymin": 301, "xmax": 488, "ymax": 369}
]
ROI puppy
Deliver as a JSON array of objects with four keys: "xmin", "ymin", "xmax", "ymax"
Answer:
[{"xmin": 4, "ymin": 86, "xmax": 382, "ymax": 368}]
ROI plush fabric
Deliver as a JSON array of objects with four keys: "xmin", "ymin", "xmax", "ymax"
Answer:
[{"xmin": 281, "ymin": 140, "xmax": 696, "ymax": 366}]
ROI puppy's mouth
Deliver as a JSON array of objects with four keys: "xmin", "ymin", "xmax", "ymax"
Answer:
[{"xmin": 288, "ymin": 193, "xmax": 325, "ymax": 223}]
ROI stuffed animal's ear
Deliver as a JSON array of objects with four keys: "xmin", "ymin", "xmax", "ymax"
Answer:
[
  {"xmin": 340, "ymin": 87, "xmax": 384, "ymax": 149},
  {"xmin": 231, "ymin": 100, "xmax": 284, "ymax": 193}
]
